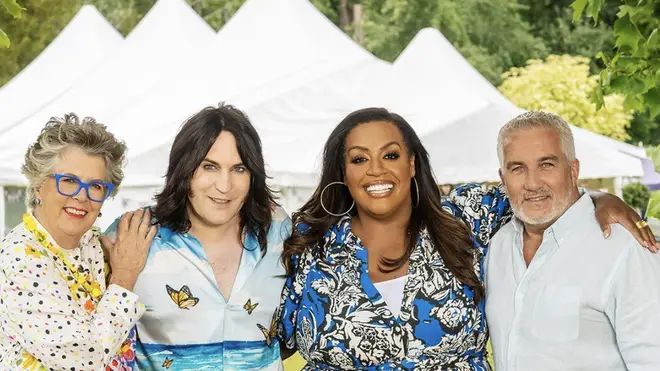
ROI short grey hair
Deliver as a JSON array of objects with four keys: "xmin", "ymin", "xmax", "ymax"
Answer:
[
  {"xmin": 497, "ymin": 111, "xmax": 576, "ymax": 168},
  {"xmin": 22, "ymin": 113, "xmax": 127, "ymax": 208}
]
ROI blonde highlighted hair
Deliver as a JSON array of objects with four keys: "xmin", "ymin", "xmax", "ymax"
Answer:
[{"xmin": 22, "ymin": 113, "xmax": 127, "ymax": 207}]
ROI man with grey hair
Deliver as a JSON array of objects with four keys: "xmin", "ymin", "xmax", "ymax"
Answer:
[{"xmin": 485, "ymin": 111, "xmax": 660, "ymax": 370}]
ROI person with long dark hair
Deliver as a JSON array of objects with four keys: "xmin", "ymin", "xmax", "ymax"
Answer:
[
  {"xmin": 105, "ymin": 104, "xmax": 291, "ymax": 370},
  {"xmin": 276, "ymin": 107, "xmax": 654, "ymax": 370}
]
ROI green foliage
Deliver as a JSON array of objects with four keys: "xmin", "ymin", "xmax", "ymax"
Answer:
[
  {"xmin": 0, "ymin": 0, "xmax": 26, "ymax": 47},
  {"xmin": 88, "ymin": 0, "xmax": 155, "ymax": 36},
  {"xmin": 572, "ymin": 0, "xmax": 660, "ymax": 118},
  {"xmin": 521, "ymin": 6, "xmax": 613, "ymax": 66},
  {"xmin": 87, "ymin": 0, "xmax": 244, "ymax": 35},
  {"xmin": 309, "ymin": 0, "xmax": 351, "ymax": 26},
  {"xmin": 499, "ymin": 54, "xmax": 633, "ymax": 140},
  {"xmin": 628, "ymin": 111, "xmax": 660, "ymax": 145},
  {"xmin": 186, "ymin": 0, "xmax": 244, "ymax": 30},
  {"xmin": 648, "ymin": 145, "xmax": 660, "ymax": 172},
  {"xmin": 648, "ymin": 191, "xmax": 660, "ymax": 220},
  {"xmin": 1, "ymin": 0, "xmax": 24, "ymax": 17},
  {"xmin": 1, "ymin": 0, "xmax": 658, "ymax": 145},
  {"xmin": 360, "ymin": 0, "xmax": 546, "ymax": 84},
  {"xmin": 0, "ymin": 0, "xmax": 549, "ymax": 89},
  {"xmin": 623, "ymin": 182, "xmax": 651, "ymax": 210},
  {"xmin": 0, "ymin": 0, "xmax": 79, "ymax": 85}
]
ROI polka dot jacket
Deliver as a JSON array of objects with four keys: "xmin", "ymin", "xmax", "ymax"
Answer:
[{"xmin": 0, "ymin": 213, "xmax": 145, "ymax": 370}]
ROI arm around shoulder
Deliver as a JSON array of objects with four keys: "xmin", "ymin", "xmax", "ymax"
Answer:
[{"xmin": 608, "ymin": 236, "xmax": 660, "ymax": 369}]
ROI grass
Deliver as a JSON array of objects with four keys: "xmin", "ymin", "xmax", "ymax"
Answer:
[{"xmin": 283, "ymin": 340, "xmax": 496, "ymax": 370}]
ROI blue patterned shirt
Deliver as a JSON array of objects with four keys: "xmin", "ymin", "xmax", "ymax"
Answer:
[
  {"xmin": 277, "ymin": 184, "xmax": 511, "ymax": 370},
  {"xmin": 105, "ymin": 206, "xmax": 292, "ymax": 370}
]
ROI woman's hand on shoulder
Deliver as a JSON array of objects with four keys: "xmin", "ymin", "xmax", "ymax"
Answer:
[{"xmin": 100, "ymin": 208, "xmax": 156, "ymax": 291}]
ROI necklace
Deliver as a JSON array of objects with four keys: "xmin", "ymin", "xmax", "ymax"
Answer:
[{"xmin": 22, "ymin": 213, "xmax": 103, "ymax": 306}]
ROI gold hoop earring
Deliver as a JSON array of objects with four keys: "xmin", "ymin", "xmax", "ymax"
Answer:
[
  {"xmin": 413, "ymin": 177, "xmax": 420, "ymax": 208},
  {"xmin": 320, "ymin": 182, "xmax": 355, "ymax": 217}
]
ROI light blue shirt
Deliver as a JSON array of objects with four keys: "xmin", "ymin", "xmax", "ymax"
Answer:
[
  {"xmin": 105, "ymin": 206, "xmax": 292, "ymax": 370},
  {"xmin": 485, "ymin": 193, "xmax": 660, "ymax": 371}
]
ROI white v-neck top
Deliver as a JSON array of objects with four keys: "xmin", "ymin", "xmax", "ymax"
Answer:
[{"xmin": 374, "ymin": 275, "xmax": 407, "ymax": 317}]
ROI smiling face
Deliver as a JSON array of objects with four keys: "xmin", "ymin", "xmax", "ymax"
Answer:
[
  {"xmin": 499, "ymin": 127, "xmax": 580, "ymax": 227},
  {"xmin": 187, "ymin": 131, "xmax": 250, "ymax": 229},
  {"xmin": 35, "ymin": 146, "xmax": 107, "ymax": 247},
  {"xmin": 344, "ymin": 121, "xmax": 415, "ymax": 219}
]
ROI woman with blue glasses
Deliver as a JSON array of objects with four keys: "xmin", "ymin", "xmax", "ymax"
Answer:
[{"xmin": 0, "ymin": 114, "xmax": 155, "ymax": 370}]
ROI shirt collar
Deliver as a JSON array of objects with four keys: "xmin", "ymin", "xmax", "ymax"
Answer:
[
  {"xmin": 512, "ymin": 192, "xmax": 594, "ymax": 247},
  {"xmin": 157, "ymin": 224, "xmax": 262, "ymax": 262}
]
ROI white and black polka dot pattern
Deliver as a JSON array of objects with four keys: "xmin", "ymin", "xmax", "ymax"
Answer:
[{"xmin": 0, "ymin": 217, "xmax": 145, "ymax": 370}]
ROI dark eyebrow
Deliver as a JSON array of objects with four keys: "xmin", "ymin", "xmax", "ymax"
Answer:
[
  {"xmin": 347, "ymin": 141, "xmax": 402, "ymax": 152},
  {"xmin": 60, "ymin": 172, "xmax": 105, "ymax": 183},
  {"xmin": 201, "ymin": 158, "xmax": 244, "ymax": 168},
  {"xmin": 201, "ymin": 158, "xmax": 219, "ymax": 166}
]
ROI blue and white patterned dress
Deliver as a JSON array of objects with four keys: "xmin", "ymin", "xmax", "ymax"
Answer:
[{"xmin": 277, "ymin": 184, "xmax": 511, "ymax": 370}]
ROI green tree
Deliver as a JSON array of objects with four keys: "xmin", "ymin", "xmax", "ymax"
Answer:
[
  {"xmin": 572, "ymin": 0, "xmax": 660, "ymax": 118},
  {"xmin": 628, "ymin": 111, "xmax": 660, "ymax": 145},
  {"xmin": 88, "ymin": 0, "xmax": 155, "ymax": 36},
  {"xmin": 499, "ymin": 54, "xmax": 633, "ymax": 140},
  {"xmin": 623, "ymin": 182, "xmax": 651, "ymax": 210},
  {"xmin": 1, "ymin": 0, "xmax": 25, "ymax": 47},
  {"xmin": 649, "ymin": 145, "xmax": 660, "ymax": 171},
  {"xmin": 519, "ymin": 0, "xmax": 619, "ymax": 58},
  {"xmin": 518, "ymin": 0, "xmax": 659, "ymax": 145},
  {"xmin": 187, "ymin": 0, "xmax": 244, "ymax": 30},
  {"xmin": 648, "ymin": 145, "xmax": 660, "ymax": 222},
  {"xmin": 520, "ymin": 4, "xmax": 613, "ymax": 65},
  {"xmin": 359, "ymin": 0, "xmax": 547, "ymax": 84},
  {"xmin": 647, "ymin": 193, "xmax": 660, "ymax": 221},
  {"xmin": 0, "ymin": 0, "xmax": 79, "ymax": 85}
]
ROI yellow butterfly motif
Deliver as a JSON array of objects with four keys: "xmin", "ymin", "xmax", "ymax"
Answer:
[
  {"xmin": 162, "ymin": 357, "xmax": 174, "ymax": 369},
  {"xmin": 256, "ymin": 312, "xmax": 278, "ymax": 347},
  {"xmin": 243, "ymin": 298, "xmax": 259, "ymax": 314},
  {"xmin": 166, "ymin": 284, "xmax": 199, "ymax": 310}
]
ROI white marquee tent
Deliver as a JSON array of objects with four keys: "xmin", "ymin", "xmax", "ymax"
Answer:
[
  {"xmin": 231, "ymin": 27, "xmax": 646, "ymax": 187},
  {"xmin": 104, "ymin": 0, "xmax": 385, "ymax": 164},
  {"xmin": 0, "ymin": 5, "xmax": 123, "ymax": 135},
  {"xmin": 0, "ymin": 0, "xmax": 215, "ymax": 170},
  {"xmin": 114, "ymin": 25, "xmax": 647, "ymax": 218},
  {"xmin": 97, "ymin": 0, "xmax": 391, "ymax": 223},
  {"xmin": 396, "ymin": 28, "xmax": 645, "ymax": 184},
  {"xmin": 0, "ymin": 1, "xmax": 648, "ymax": 231}
]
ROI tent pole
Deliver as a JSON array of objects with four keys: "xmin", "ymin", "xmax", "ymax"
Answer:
[{"xmin": 614, "ymin": 177, "xmax": 623, "ymax": 199}]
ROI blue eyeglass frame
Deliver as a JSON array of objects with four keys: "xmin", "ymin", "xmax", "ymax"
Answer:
[{"xmin": 51, "ymin": 173, "xmax": 114, "ymax": 203}]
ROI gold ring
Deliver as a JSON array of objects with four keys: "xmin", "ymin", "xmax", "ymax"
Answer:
[{"xmin": 635, "ymin": 220, "xmax": 649, "ymax": 229}]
